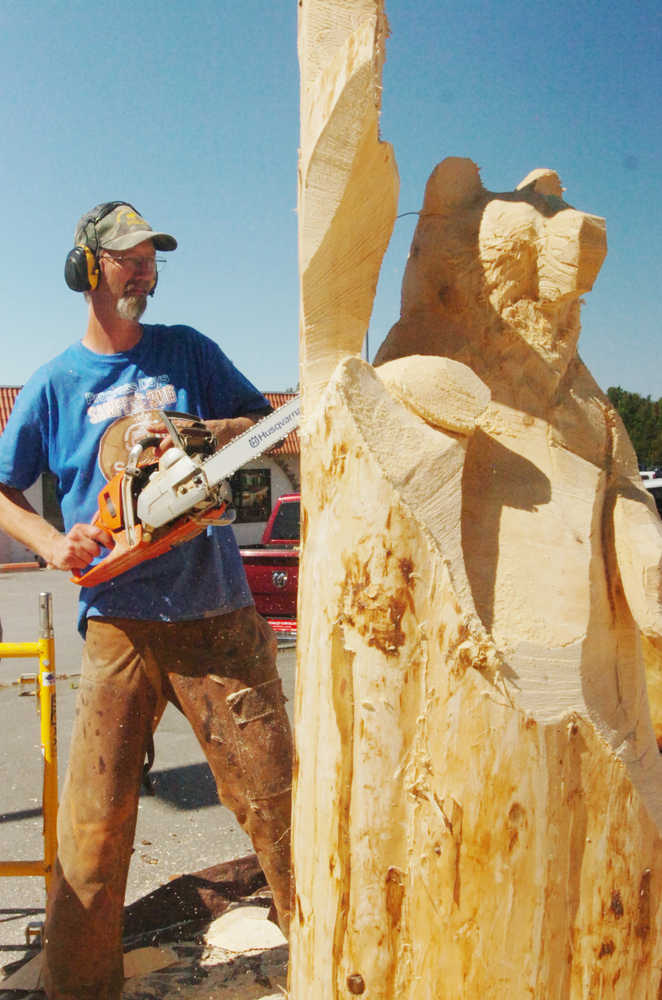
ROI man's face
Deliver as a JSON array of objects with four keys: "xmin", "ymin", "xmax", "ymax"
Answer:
[{"xmin": 98, "ymin": 239, "xmax": 156, "ymax": 321}]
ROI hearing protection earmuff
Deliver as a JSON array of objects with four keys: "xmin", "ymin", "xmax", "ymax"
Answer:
[{"xmin": 64, "ymin": 201, "xmax": 141, "ymax": 292}]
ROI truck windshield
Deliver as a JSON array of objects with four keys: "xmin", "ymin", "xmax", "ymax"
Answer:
[
  {"xmin": 271, "ymin": 500, "xmax": 301, "ymax": 542},
  {"xmin": 647, "ymin": 483, "xmax": 662, "ymax": 517}
]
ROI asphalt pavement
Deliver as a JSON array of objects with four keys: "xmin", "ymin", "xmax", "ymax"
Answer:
[{"xmin": 0, "ymin": 568, "xmax": 296, "ymax": 967}]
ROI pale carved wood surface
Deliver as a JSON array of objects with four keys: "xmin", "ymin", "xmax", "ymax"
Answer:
[
  {"xmin": 297, "ymin": 0, "xmax": 398, "ymax": 404},
  {"xmin": 293, "ymin": 3, "xmax": 662, "ymax": 997}
]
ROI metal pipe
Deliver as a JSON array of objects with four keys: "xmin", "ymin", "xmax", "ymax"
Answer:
[{"xmin": 0, "ymin": 592, "xmax": 58, "ymax": 894}]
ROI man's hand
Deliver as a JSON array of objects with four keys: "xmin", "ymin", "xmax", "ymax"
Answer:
[
  {"xmin": 48, "ymin": 522, "xmax": 114, "ymax": 572},
  {"xmin": 205, "ymin": 416, "xmax": 260, "ymax": 449},
  {"xmin": 147, "ymin": 414, "xmax": 268, "ymax": 456},
  {"xmin": 0, "ymin": 483, "xmax": 115, "ymax": 574}
]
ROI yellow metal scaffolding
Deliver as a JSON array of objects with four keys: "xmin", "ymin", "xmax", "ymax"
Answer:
[{"xmin": 0, "ymin": 592, "xmax": 58, "ymax": 893}]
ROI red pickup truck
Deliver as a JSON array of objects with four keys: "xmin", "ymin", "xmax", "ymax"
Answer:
[{"xmin": 240, "ymin": 493, "xmax": 300, "ymax": 635}]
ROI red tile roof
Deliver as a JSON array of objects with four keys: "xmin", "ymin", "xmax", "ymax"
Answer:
[
  {"xmin": 264, "ymin": 392, "xmax": 300, "ymax": 456},
  {"xmin": 0, "ymin": 387, "xmax": 21, "ymax": 435},
  {"xmin": 0, "ymin": 387, "xmax": 300, "ymax": 456}
]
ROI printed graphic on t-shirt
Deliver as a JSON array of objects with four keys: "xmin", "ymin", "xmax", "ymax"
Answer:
[{"xmin": 86, "ymin": 376, "xmax": 177, "ymax": 424}]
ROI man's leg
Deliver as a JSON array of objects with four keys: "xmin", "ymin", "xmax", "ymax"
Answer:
[
  {"xmin": 163, "ymin": 608, "xmax": 293, "ymax": 934},
  {"xmin": 43, "ymin": 619, "xmax": 161, "ymax": 1000}
]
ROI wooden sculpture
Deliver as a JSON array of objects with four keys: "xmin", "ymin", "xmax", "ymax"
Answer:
[{"xmin": 293, "ymin": 3, "xmax": 662, "ymax": 998}]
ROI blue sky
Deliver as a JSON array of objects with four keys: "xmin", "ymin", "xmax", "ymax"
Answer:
[{"xmin": 1, "ymin": 1, "xmax": 660, "ymax": 397}]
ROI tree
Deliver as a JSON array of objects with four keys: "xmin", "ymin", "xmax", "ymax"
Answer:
[{"xmin": 608, "ymin": 386, "xmax": 662, "ymax": 469}]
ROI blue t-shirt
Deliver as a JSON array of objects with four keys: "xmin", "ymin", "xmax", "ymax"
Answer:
[{"xmin": 0, "ymin": 324, "xmax": 266, "ymax": 635}]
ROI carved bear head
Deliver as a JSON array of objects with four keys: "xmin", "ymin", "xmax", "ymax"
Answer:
[{"xmin": 375, "ymin": 158, "xmax": 607, "ymax": 406}]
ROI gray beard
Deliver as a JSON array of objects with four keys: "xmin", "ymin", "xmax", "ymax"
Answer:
[{"xmin": 116, "ymin": 294, "xmax": 148, "ymax": 322}]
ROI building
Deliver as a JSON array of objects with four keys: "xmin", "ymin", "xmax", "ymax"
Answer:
[
  {"xmin": 0, "ymin": 387, "xmax": 45, "ymax": 564},
  {"xmin": 0, "ymin": 388, "xmax": 300, "ymax": 563},
  {"xmin": 229, "ymin": 392, "xmax": 300, "ymax": 546}
]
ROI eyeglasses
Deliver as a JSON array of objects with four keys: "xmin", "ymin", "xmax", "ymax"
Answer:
[{"xmin": 100, "ymin": 254, "xmax": 166, "ymax": 274}]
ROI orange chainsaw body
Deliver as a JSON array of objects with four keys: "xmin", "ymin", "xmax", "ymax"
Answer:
[{"xmin": 71, "ymin": 467, "xmax": 229, "ymax": 587}]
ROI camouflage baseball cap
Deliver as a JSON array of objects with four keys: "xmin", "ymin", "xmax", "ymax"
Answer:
[{"xmin": 74, "ymin": 201, "xmax": 177, "ymax": 252}]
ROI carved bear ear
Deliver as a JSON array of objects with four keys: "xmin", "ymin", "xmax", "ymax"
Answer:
[
  {"xmin": 422, "ymin": 157, "xmax": 484, "ymax": 214},
  {"xmin": 516, "ymin": 168, "xmax": 564, "ymax": 197}
]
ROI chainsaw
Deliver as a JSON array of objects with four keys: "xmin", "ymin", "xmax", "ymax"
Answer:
[{"xmin": 72, "ymin": 397, "xmax": 301, "ymax": 587}]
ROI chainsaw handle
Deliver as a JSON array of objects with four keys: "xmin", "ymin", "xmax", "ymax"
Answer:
[{"xmin": 70, "ymin": 511, "xmax": 115, "ymax": 581}]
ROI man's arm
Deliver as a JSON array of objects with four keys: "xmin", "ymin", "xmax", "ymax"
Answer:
[
  {"xmin": 0, "ymin": 483, "xmax": 112, "ymax": 572},
  {"xmin": 150, "ymin": 410, "xmax": 273, "ymax": 455},
  {"xmin": 204, "ymin": 409, "xmax": 272, "ymax": 449}
]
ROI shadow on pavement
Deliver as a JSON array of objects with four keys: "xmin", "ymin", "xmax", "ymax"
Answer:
[
  {"xmin": 141, "ymin": 763, "xmax": 219, "ymax": 811},
  {"xmin": 0, "ymin": 809, "xmax": 42, "ymax": 825}
]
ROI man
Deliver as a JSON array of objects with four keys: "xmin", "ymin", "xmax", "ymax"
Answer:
[{"xmin": 0, "ymin": 202, "xmax": 293, "ymax": 1000}]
